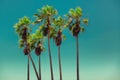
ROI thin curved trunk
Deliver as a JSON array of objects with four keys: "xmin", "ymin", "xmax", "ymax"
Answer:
[
  {"xmin": 58, "ymin": 46, "xmax": 62, "ymax": 80},
  {"xmin": 76, "ymin": 35, "xmax": 79, "ymax": 80},
  {"xmin": 25, "ymin": 41, "xmax": 30, "ymax": 80},
  {"xmin": 28, "ymin": 54, "xmax": 40, "ymax": 80},
  {"xmin": 27, "ymin": 56, "xmax": 30, "ymax": 80},
  {"xmin": 39, "ymin": 55, "xmax": 41, "ymax": 80},
  {"xmin": 47, "ymin": 16, "xmax": 54, "ymax": 80}
]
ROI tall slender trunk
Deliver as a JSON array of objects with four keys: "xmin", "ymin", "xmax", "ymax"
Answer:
[
  {"xmin": 58, "ymin": 46, "xmax": 62, "ymax": 80},
  {"xmin": 25, "ymin": 40, "xmax": 30, "ymax": 80},
  {"xmin": 39, "ymin": 55, "xmax": 41, "ymax": 80},
  {"xmin": 27, "ymin": 56, "xmax": 30, "ymax": 80},
  {"xmin": 48, "ymin": 34, "xmax": 54, "ymax": 80},
  {"xmin": 76, "ymin": 35, "xmax": 79, "ymax": 80},
  {"xmin": 47, "ymin": 16, "xmax": 54, "ymax": 80},
  {"xmin": 25, "ymin": 30, "xmax": 30, "ymax": 80},
  {"xmin": 28, "ymin": 54, "xmax": 40, "ymax": 80}
]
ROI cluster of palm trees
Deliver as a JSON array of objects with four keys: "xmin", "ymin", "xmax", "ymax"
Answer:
[{"xmin": 14, "ymin": 5, "xmax": 88, "ymax": 80}]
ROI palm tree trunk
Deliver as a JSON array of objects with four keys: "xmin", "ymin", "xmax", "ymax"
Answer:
[
  {"xmin": 39, "ymin": 55, "xmax": 41, "ymax": 80},
  {"xmin": 76, "ymin": 35, "xmax": 79, "ymax": 80},
  {"xmin": 48, "ymin": 34, "xmax": 54, "ymax": 80},
  {"xmin": 28, "ymin": 54, "xmax": 40, "ymax": 80},
  {"xmin": 27, "ymin": 57, "xmax": 30, "ymax": 80},
  {"xmin": 47, "ymin": 16, "xmax": 54, "ymax": 80},
  {"xmin": 58, "ymin": 46, "xmax": 62, "ymax": 80}
]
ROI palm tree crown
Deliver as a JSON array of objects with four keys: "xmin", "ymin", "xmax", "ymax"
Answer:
[
  {"xmin": 34, "ymin": 5, "xmax": 57, "ymax": 24},
  {"xmin": 52, "ymin": 16, "xmax": 66, "ymax": 46},
  {"xmin": 66, "ymin": 7, "xmax": 88, "ymax": 36},
  {"xmin": 14, "ymin": 16, "xmax": 32, "ymax": 54}
]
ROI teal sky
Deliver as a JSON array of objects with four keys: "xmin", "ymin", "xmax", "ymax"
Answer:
[{"xmin": 0, "ymin": 0, "xmax": 120, "ymax": 80}]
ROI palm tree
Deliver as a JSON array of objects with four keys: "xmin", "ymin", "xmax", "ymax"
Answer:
[
  {"xmin": 14, "ymin": 16, "xmax": 40, "ymax": 80},
  {"xmin": 35, "ymin": 41, "xmax": 44, "ymax": 80},
  {"xmin": 52, "ymin": 16, "xmax": 66, "ymax": 80},
  {"xmin": 31, "ymin": 29, "xmax": 45, "ymax": 80},
  {"xmin": 33, "ymin": 5, "xmax": 58, "ymax": 80},
  {"xmin": 65, "ymin": 7, "xmax": 88, "ymax": 80}
]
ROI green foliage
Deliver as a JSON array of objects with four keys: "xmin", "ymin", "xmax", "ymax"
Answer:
[
  {"xmin": 69, "ymin": 7, "xmax": 82, "ymax": 18},
  {"xmin": 27, "ymin": 27, "xmax": 45, "ymax": 51},
  {"xmin": 14, "ymin": 16, "xmax": 31, "ymax": 28},
  {"xmin": 82, "ymin": 18, "xmax": 89, "ymax": 25},
  {"xmin": 33, "ymin": 5, "xmax": 58, "ymax": 25},
  {"xmin": 62, "ymin": 34, "xmax": 66, "ymax": 40},
  {"xmin": 52, "ymin": 16, "xmax": 67, "ymax": 43},
  {"xmin": 64, "ymin": 17, "xmax": 73, "ymax": 28},
  {"xmin": 19, "ymin": 39, "xmax": 25, "ymax": 48},
  {"xmin": 81, "ymin": 27, "xmax": 85, "ymax": 32},
  {"xmin": 13, "ymin": 16, "xmax": 31, "ymax": 37},
  {"xmin": 39, "ymin": 5, "xmax": 58, "ymax": 16},
  {"xmin": 13, "ymin": 16, "xmax": 32, "ymax": 50},
  {"xmin": 19, "ymin": 16, "xmax": 31, "ymax": 25},
  {"xmin": 69, "ymin": 9, "xmax": 76, "ymax": 18},
  {"xmin": 33, "ymin": 5, "xmax": 60, "ymax": 41},
  {"xmin": 57, "ymin": 17, "xmax": 65, "ymax": 26},
  {"xmin": 14, "ymin": 5, "xmax": 89, "ymax": 53},
  {"xmin": 49, "ymin": 26, "xmax": 57, "ymax": 38},
  {"xmin": 76, "ymin": 7, "xmax": 82, "ymax": 17},
  {"xmin": 53, "ymin": 16, "xmax": 66, "ymax": 31},
  {"xmin": 68, "ymin": 22, "xmax": 76, "ymax": 32},
  {"xmin": 65, "ymin": 7, "xmax": 88, "ymax": 35}
]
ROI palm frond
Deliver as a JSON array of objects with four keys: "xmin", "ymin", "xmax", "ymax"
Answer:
[
  {"xmin": 82, "ymin": 18, "xmax": 89, "ymax": 25},
  {"xmin": 76, "ymin": 7, "xmax": 82, "ymax": 17},
  {"xmin": 69, "ymin": 8, "xmax": 76, "ymax": 17},
  {"xmin": 64, "ymin": 17, "xmax": 73, "ymax": 28},
  {"xmin": 19, "ymin": 39, "xmax": 25, "ymax": 48},
  {"xmin": 34, "ymin": 14, "xmax": 41, "ymax": 17},
  {"xmin": 81, "ymin": 27, "xmax": 85, "ymax": 32},
  {"xmin": 62, "ymin": 34, "xmax": 66, "ymax": 40}
]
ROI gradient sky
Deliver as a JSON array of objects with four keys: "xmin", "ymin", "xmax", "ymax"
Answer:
[{"xmin": 0, "ymin": 0, "xmax": 120, "ymax": 80}]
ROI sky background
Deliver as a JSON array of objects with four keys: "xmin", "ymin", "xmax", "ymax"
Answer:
[{"xmin": 0, "ymin": 0, "xmax": 120, "ymax": 80}]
